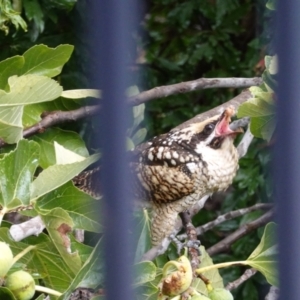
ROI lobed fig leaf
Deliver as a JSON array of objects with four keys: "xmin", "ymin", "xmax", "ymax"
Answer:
[{"xmin": 208, "ymin": 288, "xmax": 233, "ymax": 300}]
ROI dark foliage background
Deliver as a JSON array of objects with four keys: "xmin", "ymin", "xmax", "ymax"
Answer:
[{"xmin": 0, "ymin": 0, "xmax": 272, "ymax": 298}]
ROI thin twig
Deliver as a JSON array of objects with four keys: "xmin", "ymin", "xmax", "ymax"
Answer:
[
  {"xmin": 207, "ymin": 209, "xmax": 274, "ymax": 256},
  {"xmin": 177, "ymin": 203, "xmax": 273, "ymax": 240},
  {"xmin": 226, "ymin": 268, "xmax": 257, "ymax": 291}
]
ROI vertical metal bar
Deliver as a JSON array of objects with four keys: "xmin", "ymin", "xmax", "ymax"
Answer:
[
  {"xmin": 275, "ymin": 0, "xmax": 300, "ymax": 299},
  {"xmin": 88, "ymin": 1, "xmax": 137, "ymax": 299}
]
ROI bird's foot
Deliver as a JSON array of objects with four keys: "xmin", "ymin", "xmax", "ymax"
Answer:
[{"xmin": 169, "ymin": 234, "xmax": 201, "ymax": 255}]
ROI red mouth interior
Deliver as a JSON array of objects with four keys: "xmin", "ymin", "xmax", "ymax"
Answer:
[{"xmin": 215, "ymin": 118, "xmax": 234, "ymax": 136}]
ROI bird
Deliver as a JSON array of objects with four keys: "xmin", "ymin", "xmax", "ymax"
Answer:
[{"xmin": 73, "ymin": 106, "xmax": 243, "ymax": 246}]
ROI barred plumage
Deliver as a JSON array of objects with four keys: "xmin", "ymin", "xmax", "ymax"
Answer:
[{"xmin": 74, "ymin": 106, "xmax": 242, "ymax": 245}]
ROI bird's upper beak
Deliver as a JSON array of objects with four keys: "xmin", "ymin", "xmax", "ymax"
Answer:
[{"xmin": 215, "ymin": 106, "xmax": 244, "ymax": 137}]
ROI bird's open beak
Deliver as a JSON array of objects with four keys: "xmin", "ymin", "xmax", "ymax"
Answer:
[{"xmin": 215, "ymin": 106, "xmax": 244, "ymax": 137}]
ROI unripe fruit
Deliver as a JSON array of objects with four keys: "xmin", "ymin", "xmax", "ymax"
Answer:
[
  {"xmin": 208, "ymin": 288, "xmax": 234, "ymax": 300},
  {"xmin": 160, "ymin": 256, "xmax": 193, "ymax": 296},
  {"xmin": 5, "ymin": 270, "xmax": 35, "ymax": 300},
  {"xmin": 0, "ymin": 242, "xmax": 14, "ymax": 277}
]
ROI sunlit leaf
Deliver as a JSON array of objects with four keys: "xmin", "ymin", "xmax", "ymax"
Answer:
[
  {"xmin": 61, "ymin": 89, "xmax": 100, "ymax": 99},
  {"xmin": 246, "ymin": 222, "xmax": 278, "ymax": 287},
  {"xmin": 0, "ymin": 75, "xmax": 62, "ymax": 107},
  {"xmin": 21, "ymin": 44, "xmax": 74, "ymax": 77},
  {"xmin": 31, "ymin": 153, "xmax": 100, "ymax": 200},
  {"xmin": 238, "ymin": 90, "xmax": 275, "ymax": 142},
  {"xmin": 54, "ymin": 142, "xmax": 86, "ymax": 165},
  {"xmin": 30, "ymin": 128, "xmax": 89, "ymax": 169}
]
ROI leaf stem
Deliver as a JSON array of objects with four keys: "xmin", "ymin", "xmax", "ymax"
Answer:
[
  {"xmin": 35, "ymin": 285, "xmax": 63, "ymax": 297},
  {"xmin": 11, "ymin": 245, "xmax": 36, "ymax": 265},
  {"xmin": 0, "ymin": 206, "xmax": 8, "ymax": 226},
  {"xmin": 195, "ymin": 260, "xmax": 248, "ymax": 274}
]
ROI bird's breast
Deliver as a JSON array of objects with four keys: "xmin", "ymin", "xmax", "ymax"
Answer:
[{"xmin": 193, "ymin": 139, "xmax": 239, "ymax": 193}]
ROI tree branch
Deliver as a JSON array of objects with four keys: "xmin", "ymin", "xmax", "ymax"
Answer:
[
  {"xmin": 265, "ymin": 286, "xmax": 279, "ymax": 300},
  {"xmin": 225, "ymin": 268, "xmax": 257, "ymax": 291},
  {"xmin": 0, "ymin": 105, "xmax": 101, "ymax": 148},
  {"xmin": 129, "ymin": 77, "xmax": 262, "ymax": 106},
  {"xmin": 10, "ymin": 216, "xmax": 45, "ymax": 241},
  {"xmin": 23, "ymin": 105, "xmax": 101, "ymax": 138},
  {"xmin": 179, "ymin": 211, "xmax": 200, "ymax": 272},
  {"xmin": 177, "ymin": 203, "xmax": 273, "ymax": 240},
  {"xmin": 207, "ymin": 209, "xmax": 274, "ymax": 256},
  {"xmin": 173, "ymin": 89, "xmax": 253, "ymax": 130}
]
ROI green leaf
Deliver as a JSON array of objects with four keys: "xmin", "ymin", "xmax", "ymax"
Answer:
[
  {"xmin": 61, "ymin": 89, "xmax": 100, "ymax": 99},
  {"xmin": 31, "ymin": 128, "xmax": 89, "ymax": 169},
  {"xmin": 266, "ymin": 0, "xmax": 276, "ymax": 10},
  {"xmin": 0, "ymin": 139, "xmax": 39, "ymax": 210},
  {"xmin": 0, "ymin": 287, "xmax": 16, "ymax": 300},
  {"xmin": 0, "ymin": 56, "xmax": 24, "ymax": 90},
  {"xmin": 126, "ymin": 85, "xmax": 140, "ymax": 97},
  {"xmin": 23, "ymin": 98, "xmax": 80, "ymax": 128},
  {"xmin": 39, "ymin": 207, "xmax": 82, "ymax": 274},
  {"xmin": 0, "ymin": 75, "xmax": 62, "ymax": 107},
  {"xmin": 35, "ymin": 295, "xmax": 48, "ymax": 300},
  {"xmin": 134, "ymin": 261, "xmax": 157, "ymax": 287},
  {"xmin": 47, "ymin": 0, "xmax": 77, "ymax": 10},
  {"xmin": 0, "ymin": 0, "xmax": 27, "ymax": 35},
  {"xmin": 265, "ymin": 55, "xmax": 277, "ymax": 75},
  {"xmin": 0, "ymin": 74, "xmax": 62, "ymax": 143},
  {"xmin": 0, "ymin": 228, "xmax": 73, "ymax": 293},
  {"xmin": 262, "ymin": 71, "xmax": 277, "ymax": 92},
  {"xmin": 246, "ymin": 222, "xmax": 278, "ymax": 287},
  {"xmin": 70, "ymin": 236, "xmax": 94, "ymax": 263},
  {"xmin": 0, "ymin": 106, "xmax": 23, "ymax": 144},
  {"xmin": 20, "ymin": 44, "xmax": 74, "ymax": 77},
  {"xmin": 0, "ymin": 45, "xmax": 73, "ymax": 89},
  {"xmin": 58, "ymin": 239, "xmax": 104, "ymax": 300},
  {"xmin": 36, "ymin": 181, "xmax": 102, "ymax": 233},
  {"xmin": 134, "ymin": 209, "xmax": 152, "ymax": 263},
  {"xmin": 30, "ymin": 153, "xmax": 100, "ymax": 199},
  {"xmin": 23, "ymin": 0, "xmax": 44, "ymax": 34},
  {"xmin": 132, "ymin": 128, "xmax": 147, "ymax": 146},
  {"xmin": 192, "ymin": 246, "xmax": 224, "ymax": 296},
  {"xmin": 237, "ymin": 93, "xmax": 275, "ymax": 141}
]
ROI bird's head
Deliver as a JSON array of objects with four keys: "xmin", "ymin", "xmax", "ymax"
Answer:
[{"xmin": 172, "ymin": 106, "xmax": 244, "ymax": 154}]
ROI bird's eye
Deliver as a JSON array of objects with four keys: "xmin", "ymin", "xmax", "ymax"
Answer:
[{"xmin": 204, "ymin": 123, "xmax": 215, "ymax": 134}]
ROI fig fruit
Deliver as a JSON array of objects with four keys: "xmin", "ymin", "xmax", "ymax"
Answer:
[
  {"xmin": 208, "ymin": 288, "xmax": 234, "ymax": 300},
  {"xmin": 190, "ymin": 294, "xmax": 211, "ymax": 299},
  {"xmin": 5, "ymin": 270, "xmax": 35, "ymax": 300},
  {"xmin": 0, "ymin": 242, "xmax": 13, "ymax": 277},
  {"xmin": 160, "ymin": 256, "xmax": 193, "ymax": 296}
]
